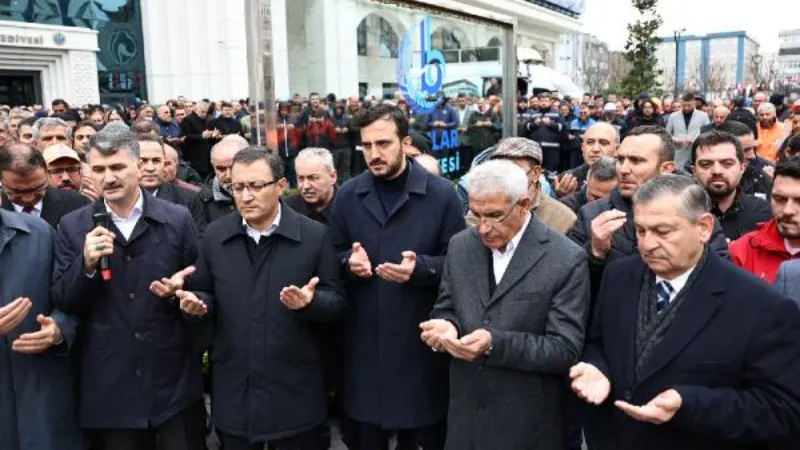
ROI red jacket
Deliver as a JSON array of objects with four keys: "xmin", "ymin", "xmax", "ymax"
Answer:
[{"xmin": 730, "ymin": 219, "xmax": 800, "ymax": 283}]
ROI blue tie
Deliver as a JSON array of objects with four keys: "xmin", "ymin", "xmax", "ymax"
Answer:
[{"xmin": 656, "ymin": 280, "xmax": 674, "ymax": 313}]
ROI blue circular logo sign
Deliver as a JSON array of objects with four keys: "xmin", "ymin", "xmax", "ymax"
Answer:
[
  {"xmin": 396, "ymin": 16, "xmax": 446, "ymax": 115},
  {"xmin": 53, "ymin": 32, "xmax": 66, "ymax": 45}
]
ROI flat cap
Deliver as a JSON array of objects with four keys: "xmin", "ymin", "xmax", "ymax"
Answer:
[{"xmin": 490, "ymin": 137, "xmax": 543, "ymax": 165}]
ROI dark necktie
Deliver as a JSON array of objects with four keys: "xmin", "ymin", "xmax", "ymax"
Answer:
[
  {"xmin": 656, "ymin": 280, "xmax": 674, "ymax": 313},
  {"xmin": 22, "ymin": 206, "xmax": 35, "ymax": 214}
]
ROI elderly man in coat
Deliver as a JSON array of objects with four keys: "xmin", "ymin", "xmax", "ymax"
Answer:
[
  {"xmin": 0, "ymin": 206, "xmax": 83, "ymax": 450},
  {"xmin": 421, "ymin": 159, "xmax": 591, "ymax": 450},
  {"xmin": 328, "ymin": 104, "xmax": 466, "ymax": 449}
]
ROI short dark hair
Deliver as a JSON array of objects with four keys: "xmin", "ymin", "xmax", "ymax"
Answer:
[
  {"xmin": 75, "ymin": 120, "xmax": 98, "ymax": 133},
  {"xmin": 52, "ymin": 98, "xmax": 69, "ymax": 108},
  {"xmin": 0, "ymin": 142, "xmax": 47, "ymax": 174},
  {"xmin": 774, "ymin": 156, "xmax": 800, "ymax": 182},
  {"xmin": 681, "ymin": 93, "xmax": 695, "ymax": 103},
  {"xmin": 355, "ymin": 104, "xmax": 409, "ymax": 142},
  {"xmin": 624, "ymin": 125, "xmax": 674, "ymax": 162},
  {"xmin": 232, "ymin": 147, "xmax": 285, "ymax": 180},
  {"xmin": 716, "ymin": 120, "xmax": 752, "ymax": 138},
  {"xmin": 691, "ymin": 130, "xmax": 745, "ymax": 163},
  {"xmin": 130, "ymin": 119, "xmax": 161, "ymax": 136},
  {"xmin": 19, "ymin": 116, "xmax": 38, "ymax": 128},
  {"xmin": 220, "ymin": 101, "xmax": 233, "ymax": 109},
  {"xmin": 136, "ymin": 132, "xmax": 164, "ymax": 147},
  {"xmin": 786, "ymin": 134, "xmax": 800, "ymax": 159}
]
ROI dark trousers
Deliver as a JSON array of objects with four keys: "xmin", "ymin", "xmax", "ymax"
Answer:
[
  {"xmin": 348, "ymin": 420, "xmax": 446, "ymax": 450},
  {"xmin": 218, "ymin": 425, "xmax": 326, "ymax": 450},
  {"xmin": 87, "ymin": 401, "xmax": 207, "ymax": 450}
]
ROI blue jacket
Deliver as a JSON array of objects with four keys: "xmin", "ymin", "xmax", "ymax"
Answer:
[
  {"xmin": 430, "ymin": 104, "xmax": 458, "ymax": 129},
  {"xmin": 51, "ymin": 192, "xmax": 203, "ymax": 429},
  {"xmin": 583, "ymin": 252, "xmax": 800, "ymax": 449},
  {"xmin": 0, "ymin": 210, "xmax": 83, "ymax": 450},
  {"xmin": 328, "ymin": 159, "xmax": 466, "ymax": 428}
]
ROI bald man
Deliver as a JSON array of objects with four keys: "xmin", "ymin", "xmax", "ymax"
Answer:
[
  {"xmin": 554, "ymin": 122, "xmax": 620, "ymax": 197},
  {"xmin": 163, "ymin": 143, "xmax": 202, "ymax": 189},
  {"xmin": 415, "ymin": 154, "xmax": 441, "ymax": 176},
  {"xmin": 701, "ymin": 106, "xmax": 730, "ymax": 133},
  {"xmin": 189, "ymin": 134, "xmax": 250, "ymax": 235}
]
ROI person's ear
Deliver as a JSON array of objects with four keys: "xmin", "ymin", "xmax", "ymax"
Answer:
[
  {"xmin": 697, "ymin": 213, "xmax": 714, "ymax": 244},
  {"xmin": 660, "ymin": 160, "xmax": 675, "ymax": 174}
]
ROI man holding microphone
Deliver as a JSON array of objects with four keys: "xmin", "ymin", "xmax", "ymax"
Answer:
[{"xmin": 52, "ymin": 125, "xmax": 205, "ymax": 450}]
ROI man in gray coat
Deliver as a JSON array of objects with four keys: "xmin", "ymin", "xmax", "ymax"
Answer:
[
  {"xmin": 421, "ymin": 159, "xmax": 591, "ymax": 450},
  {"xmin": 775, "ymin": 260, "xmax": 800, "ymax": 304},
  {"xmin": 666, "ymin": 93, "xmax": 710, "ymax": 169}
]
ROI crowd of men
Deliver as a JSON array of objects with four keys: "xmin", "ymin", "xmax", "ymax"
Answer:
[{"xmin": 1, "ymin": 87, "xmax": 800, "ymax": 450}]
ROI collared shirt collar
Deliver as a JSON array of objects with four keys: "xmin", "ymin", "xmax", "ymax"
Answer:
[
  {"xmin": 656, "ymin": 265, "xmax": 696, "ymax": 298},
  {"xmin": 105, "ymin": 189, "xmax": 143, "ymax": 221},
  {"xmin": 492, "ymin": 211, "xmax": 531, "ymax": 257},
  {"xmin": 243, "ymin": 203, "xmax": 282, "ymax": 244},
  {"xmin": 13, "ymin": 199, "xmax": 44, "ymax": 215}
]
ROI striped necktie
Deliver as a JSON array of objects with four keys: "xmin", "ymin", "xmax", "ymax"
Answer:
[{"xmin": 656, "ymin": 280, "xmax": 674, "ymax": 313}]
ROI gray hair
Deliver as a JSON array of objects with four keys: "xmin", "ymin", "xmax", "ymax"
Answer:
[
  {"xmin": 467, "ymin": 160, "xmax": 528, "ymax": 203},
  {"xmin": 633, "ymin": 174, "xmax": 710, "ymax": 222},
  {"xmin": 87, "ymin": 124, "xmax": 140, "ymax": 161},
  {"xmin": 32, "ymin": 117, "xmax": 72, "ymax": 139},
  {"xmin": 589, "ymin": 156, "xmax": 617, "ymax": 183},
  {"xmin": 163, "ymin": 144, "xmax": 179, "ymax": 163},
  {"xmin": 757, "ymin": 103, "xmax": 776, "ymax": 115},
  {"xmin": 296, "ymin": 147, "xmax": 335, "ymax": 172},
  {"xmin": 0, "ymin": 116, "xmax": 8, "ymax": 130},
  {"xmin": 195, "ymin": 101, "xmax": 209, "ymax": 110}
]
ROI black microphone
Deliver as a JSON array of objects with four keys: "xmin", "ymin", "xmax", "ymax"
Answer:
[{"xmin": 92, "ymin": 211, "xmax": 112, "ymax": 281}]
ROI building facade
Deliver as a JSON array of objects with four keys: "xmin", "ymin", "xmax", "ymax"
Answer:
[
  {"xmin": 778, "ymin": 28, "xmax": 800, "ymax": 90},
  {"xmin": 0, "ymin": 0, "xmax": 583, "ymax": 105},
  {"xmin": 557, "ymin": 32, "xmax": 610, "ymax": 94},
  {"xmin": 657, "ymin": 31, "xmax": 760, "ymax": 96}
]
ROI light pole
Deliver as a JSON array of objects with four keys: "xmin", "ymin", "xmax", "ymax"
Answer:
[
  {"xmin": 673, "ymin": 28, "xmax": 686, "ymax": 100},
  {"xmin": 752, "ymin": 53, "xmax": 763, "ymax": 90}
]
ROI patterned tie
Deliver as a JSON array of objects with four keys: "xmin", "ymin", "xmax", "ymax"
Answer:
[{"xmin": 656, "ymin": 280, "xmax": 674, "ymax": 313}]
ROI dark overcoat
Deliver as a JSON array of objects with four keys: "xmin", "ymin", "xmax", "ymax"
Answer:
[
  {"xmin": 187, "ymin": 205, "xmax": 344, "ymax": 442},
  {"xmin": 51, "ymin": 192, "xmax": 203, "ymax": 429},
  {"xmin": 0, "ymin": 210, "xmax": 83, "ymax": 450},
  {"xmin": 327, "ymin": 159, "xmax": 466, "ymax": 429},
  {"xmin": 584, "ymin": 253, "xmax": 800, "ymax": 450}
]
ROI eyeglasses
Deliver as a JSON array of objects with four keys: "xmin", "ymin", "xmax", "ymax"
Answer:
[
  {"xmin": 470, "ymin": 202, "xmax": 519, "ymax": 227},
  {"xmin": 48, "ymin": 167, "xmax": 82, "ymax": 176},
  {"xmin": 230, "ymin": 180, "xmax": 278, "ymax": 195}
]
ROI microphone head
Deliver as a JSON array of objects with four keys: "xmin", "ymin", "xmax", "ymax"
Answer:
[{"xmin": 92, "ymin": 211, "xmax": 110, "ymax": 227}]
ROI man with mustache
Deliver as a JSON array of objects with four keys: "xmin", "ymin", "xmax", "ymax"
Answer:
[
  {"xmin": 571, "ymin": 174, "xmax": 800, "ymax": 450},
  {"xmin": 730, "ymin": 157, "xmax": 800, "ymax": 282},
  {"xmin": 328, "ymin": 104, "xmax": 465, "ymax": 450},
  {"xmin": 691, "ymin": 131, "xmax": 771, "ymax": 241},
  {"xmin": 567, "ymin": 126, "xmax": 729, "ymax": 301},
  {"xmin": 43, "ymin": 144, "xmax": 84, "ymax": 193},
  {"xmin": 1, "ymin": 143, "xmax": 89, "ymax": 229},
  {"xmin": 52, "ymin": 125, "xmax": 206, "ymax": 449}
]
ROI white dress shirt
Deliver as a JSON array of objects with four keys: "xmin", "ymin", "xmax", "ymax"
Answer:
[
  {"xmin": 106, "ymin": 190, "xmax": 144, "ymax": 240},
  {"xmin": 13, "ymin": 199, "xmax": 43, "ymax": 217},
  {"xmin": 491, "ymin": 212, "xmax": 531, "ymax": 284},
  {"xmin": 655, "ymin": 265, "xmax": 695, "ymax": 304},
  {"xmin": 244, "ymin": 204, "xmax": 282, "ymax": 244}
]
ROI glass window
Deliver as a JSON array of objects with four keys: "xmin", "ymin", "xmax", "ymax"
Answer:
[
  {"xmin": 281, "ymin": 0, "xmax": 512, "ymax": 179},
  {"xmin": 0, "ymin": 0, "xmax": 147, "ymax": 101}
]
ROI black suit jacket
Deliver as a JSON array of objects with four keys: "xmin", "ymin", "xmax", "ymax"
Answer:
[
  {"xmin": 583, "ymin": 252, "xmax": 800, "ymax": 450},
  {"xmin": 152, "ymin": 183, "xmax": 206, "ymax": 241},
  {"xmin": 2, "ymin": 186, "xmax": 90, "ymax": 229}
]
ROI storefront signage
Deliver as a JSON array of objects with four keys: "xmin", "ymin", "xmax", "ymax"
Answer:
[
  {"xmin": 0, "ymin": 34, "xmax": 45, "ymax": 46},
  {"xmin": 397, "ymin": 16, "xmax": 446, "ymax": 115}
]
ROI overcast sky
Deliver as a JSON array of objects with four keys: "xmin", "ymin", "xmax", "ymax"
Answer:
[{"xmin": 582, "ymin": 0, "xmax": 798, "ymax": 53}]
